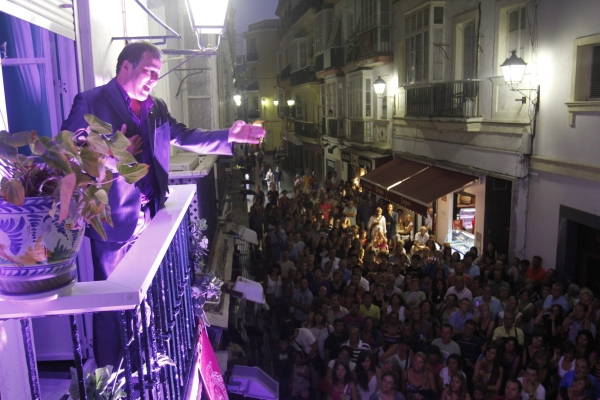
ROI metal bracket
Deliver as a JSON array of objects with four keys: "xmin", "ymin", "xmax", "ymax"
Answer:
[{"xmin": 112, "ymin": 0, "xmax": 181, "ymax": 45}]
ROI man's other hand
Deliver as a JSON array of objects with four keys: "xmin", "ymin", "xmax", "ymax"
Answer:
[
  {"xmin": 127, "ymin": 135, "xmax": 143, "ymax": 156},
  {"xmin": 228, "ymin": 120, "xmax": 265, "ymax": 144}
]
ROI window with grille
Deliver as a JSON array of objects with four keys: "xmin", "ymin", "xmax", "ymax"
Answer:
[
  {"xmin": 404, "ymin": 4, "xmax": 444, "ymax": 84},
  {"xmin": 348, "ymin": 77, "xmax": 363, "ymax": 118},
  {"xmin": 290, "ymin": 39, "xmax": 308, "ymax": 72},
  {"xmin": 463, "ymin": 22, "xmax": 477, "ymax": 79}
]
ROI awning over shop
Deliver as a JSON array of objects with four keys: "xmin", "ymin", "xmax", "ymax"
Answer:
[{"xmin": 360, "ymin": 158, "xmax": 477, "ymax": 215}]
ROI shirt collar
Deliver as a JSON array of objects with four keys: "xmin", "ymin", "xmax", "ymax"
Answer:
[{"xmin": 115, "ymin": 79, "xmax": 155, "ymax": 113}]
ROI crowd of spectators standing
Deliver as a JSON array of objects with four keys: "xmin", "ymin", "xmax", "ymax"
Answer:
[{"xmin": 237, "ymin": 169, "xmax": 598, "ymax": 400}]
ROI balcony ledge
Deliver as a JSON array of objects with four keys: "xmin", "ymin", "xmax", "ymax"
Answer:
[
  {"xmin": 343, "ymin": 54, "xmax": 393, "ymax": 73},
  {"xmin": 393, "ymin": 117, "xmax": 531, "ymax": 135}
]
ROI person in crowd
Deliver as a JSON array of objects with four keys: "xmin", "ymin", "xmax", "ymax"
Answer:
[
  {"xmin": 518, "ymin": 364, "xmax": 546, "ymax": 400},
  {"xmin": 342, "ymin": 326, "xmax": 371, "ymax": 363},
  {"xmin": 354, "ymin": 351, "xmax": 381, "ymax": 400},
  {"xmin": 559, "ymin": 358, "xmax": 600, "ymax": 399},
  {"xmin": 431, "ymin": 324, "xmax": 462, "ymax": 360},
  {"xmin": 370, "ymin": 371, "xmax": 406, "ymax": 400},
  {"xmin": 324, "ymin": 319, "xmax": 349, "ymax": 364},
  {"xmin": 473, "ymin": 344, "xmax": 504, "ymax": 400},
  {"xmin": 272, "ymin": 338, "xmax": 296, "ymax": 400},
  {"xmin": 494, "ymin": 379, "xmax": 523, "ymax": 400},
  {"xmin": 292, "ymin": 277, "xmax": 314, "ymax": 328},
  {"xmin": 440, "ymin": 372, "xmax": 471, "ymax": 400},
  {"xmin": 526, "ymin": 256, "xmax": 546, "ymax": 283},
  {"xmin": 446, "ymin": 276, "xmax": 474, "ymax": 302},
  {"xmin": 328, "ymin": 360, "xmax": 358, "ymax": 400},
  {"xmin": 402, "ymin": 351, "xmax": 437, "ymax": 400},
  {"xmin": 557, "ymin": 373, "xmax": 593, "ymax": 400},
  {"xmin": 492, "ymin": 311, "xmax": 525, "ymax": 346},
  {"xmin": 368, "ymin": 207, "xmax": 387, "ymax": 240},
  {"xmin": 502, "ymin": 337, "xmax": 522, "ymax": 380},
  {"xmin": 473, "ymin": 283, "xmax": 503, "ymax": 322},
  {"xmin": 449, "ymin": 298, "xmax": 474, "ymax": 334},
  {"xmin": 292, "ymin": 352, "xmax": 312, "ymax": 400}
]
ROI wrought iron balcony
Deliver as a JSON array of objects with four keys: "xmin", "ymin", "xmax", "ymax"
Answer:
[
  {"xmin": 280, "ymin": 0, "xmax": 323, "ymax": 33},
  {"xmin": 291, "ymin": 65, "xmax": 321, "ymax": 87},
  {"xmin": 246, "ymin": 81, "xmax": 259, "ymax": 91},
  {"xmin": 405, "ymin": 80, "xmax": 481, "ymax": 118},
  {"xmin": 278, "ymin": 64, "xmax": 291, "ymax": 84},
  {"xmin": 346, "ymin": 27, "xmax": 391, "ymax": 64},
  {"xmin": 0, "ymin": 185, "xmax": 206, "ymax": 399},
  {"xmin": 326, "ymin": 46, "xmax": 345, "ymax": 69},
  {"xmin": 315, "ymin": 53, "xmax": 324, "ymax": 72},
  {"xmin": 246, "ymin": 51, "xmax": 258, "ymax": 62},
  {"xmin": 294, "ymin": 121, "xmax": 321, "ymax": 139}
]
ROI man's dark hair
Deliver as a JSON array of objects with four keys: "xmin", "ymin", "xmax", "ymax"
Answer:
[
  {"xmin": 279, "ymin": 326, "xmax": 295, "ymax": 340},
  {"xmin": 411, "ymin": 254, "xmax": 421, "ymax": 262},
  {"xmin": 506, "ymin": 378, "xmax": 522, "ymax": 393},
  {"xmin": 465, "ymin": 319, "xmax": 477, "ymax": 328},
  {"xmin": 464, "ymin": 251, "xmax": 475, "ymax": 260},
  {"xmin": 116, "ymin": 41, "xmax": 162, "ymax": 75}
]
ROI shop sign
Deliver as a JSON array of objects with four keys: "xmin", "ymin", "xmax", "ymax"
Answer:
[
  {"xmin": 341, "ymin": 152, "xmax": 351, "ymax": 163},
  {"xmin": 198, "ymin": 326, "xmax": 228, "ymax": 400},
  {"xmin": 351, "ymin": 154, "xmax": 359, "ymax": 166},
  {"xmin": 327, "ymin": 159, "xmax": 336, "ymax": 169},
  {"xmin": 358, "ymin": 157, "xmax": 372, "ymax": 170}
]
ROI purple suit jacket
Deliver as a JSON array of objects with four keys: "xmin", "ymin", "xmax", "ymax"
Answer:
[{"xmin": 61, "ymin": 79, "xmax": 232, "ymax": 242}]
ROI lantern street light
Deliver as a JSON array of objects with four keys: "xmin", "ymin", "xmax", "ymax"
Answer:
[
  {"xmin": 373, "ymin": 76, "xmax": 387, "ymax": 99},
  {"xmin": 287, "ymin": 99, "xmax": 295, "ymax": 107},
  {"xmin": 261, "ymin": 98, "xmax": 267, "ymax": 107},
  {"xmin": 500, "ymin": 50, "xmax": 539, "ymax": 106},
  {"xmin": 273, "ymin": 100, "xmax": 279, "ymax": 107},
  {"xmin": 184, "ymin": 0, "xmax": 230, "ymax": 51},
  {"xmin": 233, "ymin": 94, "xmax": 242, "ymax": 107}
]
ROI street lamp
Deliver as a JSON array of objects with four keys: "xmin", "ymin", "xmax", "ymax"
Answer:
[
  {"xmin": 373, "ymin": 76, "xmax": 387, "ymax": 99},
  {"xmin": 233, "ymin": 94, "xmax": 242, "ymax": 106},
  {"xmin": 273, "ymin": 100, "xmax": 279, "ymax": 107},
  {"xmin": 287, "ymin": 99, "xmax": 295, "ymax": 106},
  {"xmin": 261, "ymin": 98, "xmax": 267, "ymax": 107},
  {"xmin": 372, "ymin": 76, "xmax": 396, "ymax": 116},
  {"xmin": 184, "ymin": 0, "xmax": 230, "ymax": 51},
  {"xmin": 501, "ymin": 51, "xmax": 528, "ymax": 90},
  {"xmin": 500, "ymin": 50, "xmax": 538, "ymax": 105}
]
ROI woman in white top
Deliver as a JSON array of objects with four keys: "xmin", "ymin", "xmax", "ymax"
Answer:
[
  {"xmin": 308, "ymin": 310, "xmax": 332, "ymax": 360},
  {"xmin": 553, "ymin": 341, "xmax": 576, "ymax": 378},
  {"xmin": 439, "ymin": 354, "xmax": 467, "ymax": 387},
  {"xmin": 354, "ymin": 351, "xmax": 381, "ymax": 400},
  {"xmin": 264, "ymin": 264, "xmax": 283, "ymax": 301},
  {"xmin": 518, "ymin": 364, "xmax": 546, "ymax": 400},
  {"xmin": 385, "ymin": 293, "xmax": 408, "ymax": 324}
]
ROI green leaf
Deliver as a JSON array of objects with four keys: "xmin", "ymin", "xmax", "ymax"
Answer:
[
  {"xmin": 110, "ymin": 148, "xmax": 137, "ymax": 165},
  {"xmin": 0, "ymin": 141, "xmax": 18, "ymax": 162},
  {"xmin": 1, "ymin": 177, "xmax": 25, "ymax": 206},
  {"xmin": 82, "ymin": 198, "xmax": 104, "ymax": 218},
  {"xmin": 101, "ymin": 170, "xmax": 114, "ymax": 193},
  {"xmin": 40, "ymin": 152, "xmax": 73, "ymax": 174},
  {"xmin": 86, "ymin": 132, "xmax": 110, "ymax": 155},
  {"xmin": 59, "ymin": 173, "xmax": 76, "ymax": 222},
  {"xmin": 109, "ymin": 130, "xmax": 131, "ymax": 151},
  {"xmin": 117, "ymin": 163, "xmax": 149, "ymax": 184},
  {"xmin": 4, "ymin": 131, "xmax": 37, "ymax": 148},
  {"xmin": 72, "ymin": 164, "xmax": 94, "ymax": 187},
  {"xmin": 94, "ymin": 189, "xmax": 108, "ymax": 204},
  {"xmin": 54, "ymin": 130, "xmax": 79, "ymax": 156},
  {"xmin": 85, "ymin": 114, "xmax": 113, "ymax": 135},
  {"xmin": 80, "ymin": 147, "xmax": 100, "ymax": 177},
  {"xmin": 101, "ymin": 203, "xmax": 113, "ymax": 227},
  {"xmin": 94, "ymin": 366, "xmax": 112, "ymax": 394},
  {"xmin": 88, "ymin": 215, "xmax": 107, "ymax": 241}
]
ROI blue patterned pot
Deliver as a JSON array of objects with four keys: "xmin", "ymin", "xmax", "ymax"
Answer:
[{"xmin": 0, "ymin": 197, "xmax": 84, "ymax": 300}]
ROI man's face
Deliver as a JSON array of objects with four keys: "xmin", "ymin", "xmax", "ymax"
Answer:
[
  {"xmin": 525, "ymin": 368, "xmax": 537, "ymax": 383},
  {"xmin": 363, "ymin": 294, "xmax": 372, "ymax": 306},
  {"xmin": 120, "ymin": 52, "xmax": 162, "ymax": 101},
  {"xmin": 503, "ymin": 314, "xmax": 515, "ymax": 328},
  {"xmin": 441, "ymin": 326, "xmax": 452, "ymax": 342},
  {"xmin": 532, "ymin": 257, "xmax": 541, "ymax": 268},
  {"xmin": 455, "ymin": 277, "xmax": 465, "ymax": 291},
  {"xmin": 575, "ymin": 359, "xmax": 590, "ymax": 376},
  {"xmin": 460, "ymin": 299, "xmax": 470, "ymax": 312},
  {"xmin": 329, "ymin": 250, "xmax": 336, "ymax": 259},
  {"xmin": 387, "ymin": 204, "xmax": 393, "ymax": 213},
  {"xmin": 483, "ymin": 286, "xmax": 492, "ymax": 298},
  {"xmin": 351, "ymin": 275, "xmax": 360, "ymax": 285},
  {"xmin": 350, "ymin": 303, "xmax": 359, "ymax": 314},
  {"xmin": 314, "ymin": 269, "xmax": 322, "ymax": 279},
  {"xmin": 300, "ymin": 279, "xmax": 308, "ymax": 290},
  {"xmin": 464, "ymin": 323, "xmax": 475, "ymax": 338},
  {"xmin": 454, "ymin": 264, "xmax": 464, "ymax": 275},
  {"xmin": 349, "ymin": 328, "xmax": 359, "ymax": 341},
  {"xmin": 331, "ymin": 296, "xmax": 340, "ymax": 307},
  {"xmin": 552, "ymin": 285, "xmax": 562, "ymax": 299},
  {"xmin": 334, "ymin": 321, "xmax": 345, "ymax": 334},
  {"xmin": 464, "ymin": 256, "xmax": 473, "ymax": 267},
  {"xmin": 282, "ymin": 251, "xmax": 289, "ymax": 261},
  {"xmin": 504, "ymin": 382, "xmax": 520, "ymax": 400},
  {"xmin": 338, "ymin": 260, "xmax": 347, "ymax": 271}
]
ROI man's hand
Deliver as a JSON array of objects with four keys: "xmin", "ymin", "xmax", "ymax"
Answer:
[
  {"xmin": 228, "ymin": 120, "xmax": 265, "ymax": 144},
  {"xmin": 122, "ymin": 125, "xmax": 143, "ymax": 156}
]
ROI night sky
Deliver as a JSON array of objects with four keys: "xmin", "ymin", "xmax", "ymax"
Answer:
[{"xmin": 232, "ymin": 0, "xmax": 279, "ymax": 52}]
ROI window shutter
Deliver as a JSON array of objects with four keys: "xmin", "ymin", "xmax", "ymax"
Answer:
[
  {"xmin": 590, "ymin": 45, "xmax": 600, "ymax": 100},
  {"xmin": 1, "ymin": 0, "xmax": 75, "ymax": 40}
]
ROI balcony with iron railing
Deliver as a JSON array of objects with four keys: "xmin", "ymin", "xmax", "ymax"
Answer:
[
  {"xmin": 291, "ymin": 65, "xmax": 321, "ymax": 87},
  {"xmin": 0, "ymin": 185, "xmax": 214, "ymax": 399},
  {"xmin": 280, "ymin": 0, "xmax": 323, "ymax": 34},
  {"xmin": 349, "ymin": 120, "xmax": 373, "ymax": 143},
  {"xmin": 246, "ymin": 81, "xmax": 259, "ymax": 91},
  {"xmin": 345, "ymin": 27, "xmax": 392, "ymax": 64},
  {"xmin": 405, "ymin": 80, "xmax": 481, "ymax": 118},
  {"xmin": 278, "ymin": 64, "xmax": 291, "ymax": 84},
  {"xmin": 294, "ymin": 121, "xmax": 321, "ymax": 139},
  {"xmin": 246, "ymin": 51, "xmax": 258, "ymax": 62}
]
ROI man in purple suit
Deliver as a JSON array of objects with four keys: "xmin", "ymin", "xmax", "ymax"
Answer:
[{"xmin": 61, "ymin": 41, "xmax": 264, "ymax": 368}]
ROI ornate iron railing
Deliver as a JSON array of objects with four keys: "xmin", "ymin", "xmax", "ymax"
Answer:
[
  {"xmin": 405, "ymin": 80, "xmax": 481, "ymax": 118},
  {"xmin": 0, "ymin": 185, "xmax": 200, "ymax": 399}
]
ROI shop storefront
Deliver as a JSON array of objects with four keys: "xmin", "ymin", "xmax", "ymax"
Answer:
[
  {"xmin": 282, "ymin": 132, "xmax": 303, "ymax": 175},
  {"xmin": 341, "ymin": 150, "xmax": 392, "ymax": 185},
  {"xmin": 304, "ymin": 143, "xmax": 324, "ymax": 182},
  {"xmin": 360, "ymin": 158, "xmax": 481, "ymax": 256}
]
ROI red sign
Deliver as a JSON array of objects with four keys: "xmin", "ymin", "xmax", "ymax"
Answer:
[{"xmin": 199, "ymin": 326, "xmax": 228, "ymax": 400}]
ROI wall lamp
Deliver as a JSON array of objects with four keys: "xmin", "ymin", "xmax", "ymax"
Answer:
[
  {"xmin": 261, "ymin": 98, "xmax": 267, "ymax": 107},
  {"xmin": 501, "ymin": 51, "xmax": 539, "ymax": 107},
  {"xmin": 287, "ymin": 99, "xmax": 295, "ymax": 107},
  {"xmin": 273, "ymin": 100, "xmax": 279, "ymax": 107},
  {"xmin": 233, "ymin": 94, "xmax": 242, "ymax": 107},
  {"xmin": 373, "ymin": 76, "xmax": 396, "ymax": 116}
]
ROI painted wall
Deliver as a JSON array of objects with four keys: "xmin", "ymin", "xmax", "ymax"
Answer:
[{"xmin": 524, "ymin": 0, "xmax": 600, "ymax": 267}]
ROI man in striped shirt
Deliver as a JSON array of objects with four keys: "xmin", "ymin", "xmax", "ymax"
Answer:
[{"xmin": 341, "ymin": 325, "xmax": 371, "ymax": 363}]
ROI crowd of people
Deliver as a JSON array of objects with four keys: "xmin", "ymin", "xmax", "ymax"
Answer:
[{"xmin": 236, "ymin": 162, "xmax": 598, "ymax": 400}]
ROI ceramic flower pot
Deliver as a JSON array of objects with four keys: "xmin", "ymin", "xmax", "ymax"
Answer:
[{"xmin": 0, "ymin": 197, "xmax": 84, "ymax": 301}]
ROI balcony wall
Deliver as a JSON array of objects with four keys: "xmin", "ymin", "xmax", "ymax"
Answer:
[
  {"xmin": 346, "ymin": 27, "xmax": 391, "ymax": 64},
  {"xmin": 291, "ymin": 66, "xmax": 321, "ymax": 87},
  {"xmin": 405, "ymin": 80, "xmax": 481, "ymax": 118},
  {"xmin": 0, "ymin": 186, "xmax": 204, "ymax": 399},
  {"xmin": 294, "ymin": 121, "xmax": 320, "ymax": 139}
]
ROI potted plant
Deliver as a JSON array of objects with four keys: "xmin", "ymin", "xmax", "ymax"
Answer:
[{"xmin": 0, "ymin": 115, "xmax": 148, "ymax": 300}]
